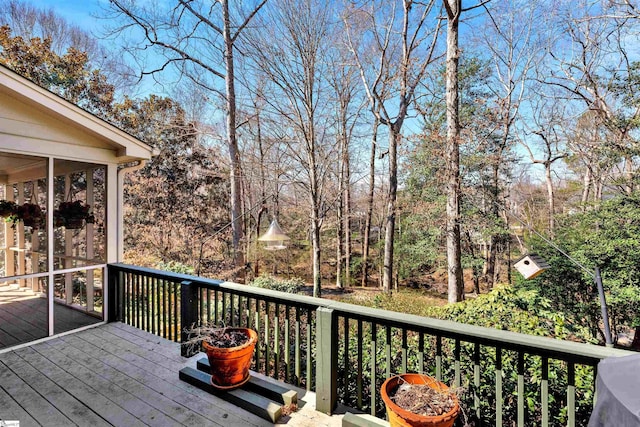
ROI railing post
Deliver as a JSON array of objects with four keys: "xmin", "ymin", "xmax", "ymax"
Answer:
[
  {"xmin": 106, "ymin": 265, "xmax": 120, "ymax": 322},
  {"xmin": 180, "ymin": 280, "xmax": 198, "ymax": 357},
  {"xmin": 316, "ymin": 307, "xmax": 338, "ymax": 414}
]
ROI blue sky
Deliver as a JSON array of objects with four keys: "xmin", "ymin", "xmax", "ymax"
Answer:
[{"xmin": 30, "ymin": 0, "xmax": 106, "ymax": 33}]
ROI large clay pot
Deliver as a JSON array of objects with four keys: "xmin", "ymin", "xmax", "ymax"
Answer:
[
  {"xmin": 202, "ymin": 327, "xmax": 257, "ymax": 390},
  {"xmin": 380, "ymin": 373, "xmax": 460, "ymax": 427}
]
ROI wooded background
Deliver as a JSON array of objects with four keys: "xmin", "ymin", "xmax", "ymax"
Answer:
[{"xmin": 2, "ymin": 0, "xmax": 640, "ymax": 345}]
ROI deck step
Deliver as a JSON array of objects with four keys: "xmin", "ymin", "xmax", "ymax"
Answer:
[
  {"xmin": 179, "ymin": 366, "xmax": 284, "ymax": 423},
  {"xmin": 196, "ymin": 357, "xmax": 298, "ymax": 405}
]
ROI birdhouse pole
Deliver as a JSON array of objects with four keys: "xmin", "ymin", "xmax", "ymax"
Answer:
[{"xmin": 594, "ymin": 267, "xmax": 613, "ymax": 347}]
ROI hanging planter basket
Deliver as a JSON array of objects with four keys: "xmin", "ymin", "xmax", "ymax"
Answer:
[
  {"xmin": 16, "ymin": 203, "xmax": 45, "ymax": 229},
  {"xmin": 54, "ymin": 200, "xmax": 93, "ymax": 229},
  {"xmin": 0, "ymin": 200, "xmax": 17, "ymax": 218}
]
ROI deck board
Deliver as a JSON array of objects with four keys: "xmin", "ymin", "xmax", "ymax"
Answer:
[
  {"xmin": 0, "ymin": 287, "xmax": 101, "ymax": 350},
  {"xmin": 0, "ymin": 322, "xmax": 345, "ymax": 427}
]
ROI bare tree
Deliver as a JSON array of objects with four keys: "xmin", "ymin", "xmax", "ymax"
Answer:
[
  {"xmin": 327, "ymin": 38, "xmax": 362, "ymax": 289},
  {"xmin": 473, "ymin": 0, "xmax": 541, "ymax": 288},
  {"xmin": 521, "ymin": 98, "xmax": 569, "ymax": 234},
  {"xmin": 541, "ymin": 0, "xmax": 640, "ymax": 195},
  {"xmin": 361, "ymin": 113, "xmax": 380, "ymax": 287},
  {"xmin": 105, "ymin": 0, "xmax": 267, "ymax": 277},
  {"xmin": 345, "ymin": 0, "xmax": 441, "ymax": 293},
  {"xmin": 246, "ymin": 0, "xmax": 333, "ymax": 297}
]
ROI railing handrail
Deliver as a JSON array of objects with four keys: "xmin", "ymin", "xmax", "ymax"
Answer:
[{"xmin": 109, "ymin": 263, "xmax": 633, "ymax": 364}]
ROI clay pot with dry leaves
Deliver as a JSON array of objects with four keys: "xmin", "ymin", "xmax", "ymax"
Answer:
[
  {"xmin": 198, "ymin": 327, "xmax": 258, "ymax": 389},
  {"xmin": 381, "ymin": 373, "xmax": 460, "ymax": 427}
]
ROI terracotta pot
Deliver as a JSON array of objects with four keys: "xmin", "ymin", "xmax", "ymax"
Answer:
[
  {"xmin": 202, "ymin": 327, "xmax": 257, "ymax": 389},
  {"xmin": 381, "ymin": 373, "xmax": 460, "ymax": 427}
]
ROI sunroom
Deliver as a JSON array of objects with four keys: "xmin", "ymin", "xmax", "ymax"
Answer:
[{"xmin": 0, "ymin": 64, "xmax": 153, "ymax": 349}]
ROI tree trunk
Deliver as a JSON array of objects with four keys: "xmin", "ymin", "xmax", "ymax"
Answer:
[
  {"xmin": 311, "ymin": 203, "xmax": 322, "ymax": 298},
  {"xmin": 445, "ymin": 0, "xmax": 464, "ymax": 303},
  {"xmin": 581, "ymin": 166, "xmax": 591, "ymax": 207},
  {"xmin": 223, "ymin": 0, "xmax": 244, "ymax": 277},
  {"xmin": 544, "ymin": 161, "xmax": 555, "ymax": 234},
  {"xmin": 361, "ymin": 118, "xmax": 378, "ymax": 288},
  {"xmin": 624, "ymin": 155, "xmax": 634, "ymax": 195},
  {"xmin": 343, "ymin": 142, "xmax": 351, "ymax": 288},
  {"xmin": 336, "ymin": 144, "xmax": 344, "ymax": 289},
  {"xmin": 382, "ymin": 126, "xmax": 400, "ymax": 294}
]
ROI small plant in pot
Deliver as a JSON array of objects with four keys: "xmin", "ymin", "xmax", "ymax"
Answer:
[
  {"xmin": 381, "ymin": 373, "xmax": 462, "ymax": 427},
  {"xmin": 186, "ymin": 324, "xmax": 258, "ymax": 390},
  {"xmin": 54, "ymin": 200, "xmax": 94, "ymax": 229}
]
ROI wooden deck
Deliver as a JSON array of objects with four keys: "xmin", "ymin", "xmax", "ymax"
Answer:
[
  {"xmin": 0, "ymin": 285, "xmax": 101, "ymax": 349},
  {"xmin": 0, "ymin": 322, "xmax": 345, "ymax": 426}
]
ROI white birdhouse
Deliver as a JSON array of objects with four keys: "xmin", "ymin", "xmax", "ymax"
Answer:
[{"xmin": 514, "ymin": 253, "xmax": 550, "ymax": 280}]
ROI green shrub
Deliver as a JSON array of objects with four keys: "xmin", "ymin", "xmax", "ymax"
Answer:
[
  {"xmin": 249, "ymin": 274, "xmax": 304, "ymax": 294},
  {"xmin": 155, "ymin": 260, "xmax": 194, "ymax": 275}
]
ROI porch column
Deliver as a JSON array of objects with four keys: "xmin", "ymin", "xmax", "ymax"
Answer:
[
  {"xmin": 16, "ymin": 182, "xmax": 25, "ymax": 288},
  {"xmin": 31, "ymin": 180, "xmax": 40, "ymax": 292},
  {"xmin": 86, "ymin": 168, "xmax": 95, "ymax": 312},
  {"xmin": 3, "ymin": 185, "xmax": 15, "ymax": 280},
  {"xmin": 64, "ymin": 174, "xmax": 73, "ymax": 304}
]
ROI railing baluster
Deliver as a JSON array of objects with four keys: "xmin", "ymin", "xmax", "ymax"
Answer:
[
  {"xmin": 149, "ymin": 277, "xmax": 156, "ymax": 335},
  {"xmin": 474, "ymin": 343, "xmax": 481, "ymax": 421},
  {"xmin": 418, "ymin": 332, "xmax": 424, "ymax": 374},
  {"xmin": 285, "ymin": 305, "xmax": 291, "ymax": 382},
  {"xmin": 274, "ymin": 303, "xmax": 280, "ymax": 379},
  {"xmin": 542, "ymin": 356, "xmax": 549, "ymax": 427},
  {"xmin": 496, "ymin": 347, "xmax": 503, "ymax": 427},
  {"xmin": 145, "ymin": 275, "xmax": 150, "ymax": 332},
  {"xmin": 295, "ymin": 306, "xmax": 301, "ymax": 386},
  {"xmin": 173, "ymin": 281, "xmax": 178, "ymax": 342},
  {"xmin": 454, "ymin": 339, "xmax": 461, "ymax": 388},
  {"xmin": 370, "ymin": 322, "xmax": 377, "ymax": 416},
  {"xmin": 123, "ymin": 272, "xmax": 129, "ymax": 324},
  {"xmin": 161, "ymin": 279, "xmax": 169, "ymax": 338},
  {"xmin": 385, "ymin": 325, "xmax": 391, "ymax": 380},
  {"xmin": 254, "ymin": 298, "xmax": 261, "ymax": 372},
  {"xmin": 567, "ymin": 362, "xmax": 576, "ymax": 427},
  {"xmin": 134, "ymin": 273, "xmax": 139, "ymax": 329},
  {"xmin": 199, "ymin": 287, "xmax": 204, "ymax": 325},
  {"xmin": 401, "ymin": 329, "xmax": 407, "ymax": 374},
  {"xmin": 436, "ymin": 335, "xmax": 442, "ymax": 381},
  {"xmin": 343, "ymin": 316, "xmax": 350, "ymax": 402},
  {"xmin": 357, "ymin": 319, "xmax": 363, "ymax": 409},
  {"xmin": 222, "ymin": 292, "xmax": 228, "ymax": 325},
  {"xmin": 265, "ymin": 302, "xmax": 271, "ymax": 377},
  {"xmin": 214, "ymin": 289, "xmax": 219, "ymax": 324},
  {"xmin": 206, "ymin": 288, "xmax": 212, "ymax": 322},
  {"xmin": 306, "ymin": 308, "xmax": 312, "ymax": 390},
  {"xmin": 518, "ymin": 352, "xmax": 525, "ymax": 426}
]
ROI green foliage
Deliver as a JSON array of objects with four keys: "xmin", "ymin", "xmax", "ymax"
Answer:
[
  {"xmin": 522, "ymin": 194, "xmax": 640, "ymax": 340},
  {"xmin": 155, "ymin": 260, "xmax": 194, "ymax": 275},
  {"xmin": 249, "ymin": 274, "xmax": 304, "ymax": 294},
  {"xmin": 394, "ymin": 213, "xmax": 441, "ymax": 282}
]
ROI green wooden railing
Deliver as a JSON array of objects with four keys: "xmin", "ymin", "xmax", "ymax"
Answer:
[{"xmin": 107, "ymin": 263, "xmax": 632, "ymax": 426}]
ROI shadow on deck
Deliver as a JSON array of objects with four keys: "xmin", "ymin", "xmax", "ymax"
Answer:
[{"xmin": 0, "ymin": 285, "xmax": 101, "ymax": 350}]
